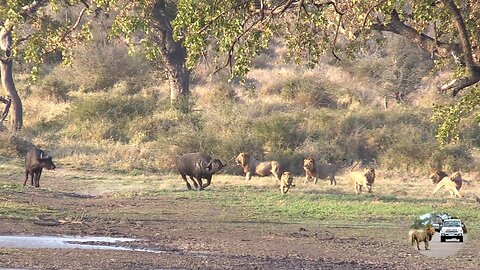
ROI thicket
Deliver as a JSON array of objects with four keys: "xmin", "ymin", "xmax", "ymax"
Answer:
[{"xmin": 1, "ymin": 37, "xmax": 478, "ymax": 175}]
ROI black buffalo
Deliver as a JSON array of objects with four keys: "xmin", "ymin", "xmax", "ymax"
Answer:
[
  {"xmin": 24, "ymin": 148, "xmax": 56, "ymax": 188},
  {"xmin": 176, "ymin": 152, "xmax": 226, "ymax": 190}
]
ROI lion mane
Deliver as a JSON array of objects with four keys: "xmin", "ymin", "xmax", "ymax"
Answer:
[
  {"xmin": 429, "ymin": 170, "xmax": 448, "ymax": 184},
  {"xmin": 350, "ymin": 167, "xmax": 376, "ymax": 194}
]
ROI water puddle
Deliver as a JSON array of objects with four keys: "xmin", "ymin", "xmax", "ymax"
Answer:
[{"xmin": 0, "ymin": 235, "xmax": 163, "ymax": 253}]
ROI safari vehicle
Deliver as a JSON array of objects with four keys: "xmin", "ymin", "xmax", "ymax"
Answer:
[{"xmin": 440, "ymin": 219, "xmax": 464, "ymax": 242}]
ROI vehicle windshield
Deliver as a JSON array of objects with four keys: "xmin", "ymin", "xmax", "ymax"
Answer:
[{"xmin": 443, "ymin": 221, "xmax": 461, "ymax": 227}]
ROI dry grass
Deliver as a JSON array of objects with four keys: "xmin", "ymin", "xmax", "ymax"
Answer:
[{"xmin": 4, "ymin": 158, "xmax": 478, "ymax": 203}]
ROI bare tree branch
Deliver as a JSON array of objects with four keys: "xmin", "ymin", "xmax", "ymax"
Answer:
[
  {"xmin": 0, "ymin": 95, "xmax": 11, "ymax": 122},
  {"xmin": 69, "ymin": 7, "xmax": 88, "ymax": 32},
  {"xmin": 439, "ymin": 0, "xmax": 480, "ymax": 96},
  {"xmin": 331, "ymin": 13, "xmax": 342, "ymax": 61},
  {"xmin": 360, "ymin": 0, "xmax": 388, "ymax": 35},
  {"xmin": 277, "ymin": 0, "xmax": 296, "ymax": 14},
  {"xmin": 197, "ymin": 1, "xmax": 250, "ymax": 34},
  {"xmin": 212, "ymin": 14, "xmax": 264, "ymax": 76},
  {"xmin": 371, "ymin": 10, "xmax": 462, "ymax": 60},
  {"xmin": 312, "ymin": 1, "xmax": 345, "ymax": 15}
]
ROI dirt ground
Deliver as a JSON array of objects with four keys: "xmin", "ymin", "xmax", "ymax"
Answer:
[{"xmin": 1, "ymin": 174, "xmax": 479, "ymax": 270}]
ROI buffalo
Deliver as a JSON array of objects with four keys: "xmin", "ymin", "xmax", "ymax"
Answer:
[
  {"xmin": 176, "ymin": 152, "xmax": 226, "ymax": 190},
  {"xmin": 24, "ymin": 148, "xmax": 56, "ymax": 188}
]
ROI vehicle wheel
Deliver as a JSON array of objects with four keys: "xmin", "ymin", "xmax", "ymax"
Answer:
[
  {"xmin": 441, "ymin": 236, "xmax": 446, "ymax": 242},
  {"xmin": 459, "ymin": 236, "xmax": 463, "ymax": 242}
]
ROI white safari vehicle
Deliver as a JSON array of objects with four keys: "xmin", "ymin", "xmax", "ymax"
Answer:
[{"xmin": 440, "ymin": 219, "xmax": 464, "ymax": 242}]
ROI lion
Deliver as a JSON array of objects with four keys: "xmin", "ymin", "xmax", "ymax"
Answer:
[
  {"xmin": 303, "ymin": 157, "xmax": 343, "ymax": 186},
  {"xmin": 450, "ymin": 171, "xmax": 464, "ymax": 190},
  {"xmin": 303, "ymin": 158, "xmax": 317, "ymax": 184},
  {"xmin": 408, "ymin": 226, "xmax": 435, "ymax": 250},
  {"xmin": 429, "ymin": 170, "xmax": 448, "ymax": 184},
  {"xmin": 280, "ymin": 171, "xmax": 295, "ymax": 194},
  {"xmin": 235, "ymin": 152, "xmax": 281, "ymax": 181},
  {"xmin": 432, "ymin": 171, "xmax": 463, "ymax": 198},
  {"xmin": 349, "ymin": 167, "xmax": 376, "ymax": 194}
]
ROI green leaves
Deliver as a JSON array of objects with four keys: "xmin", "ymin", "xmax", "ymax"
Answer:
[{"xmin": 432, "ymin": 86, "xmax": 480, "ymax": 145}]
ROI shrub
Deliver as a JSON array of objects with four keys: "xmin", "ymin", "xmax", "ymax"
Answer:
[
  {"xmin": 0, "ymin": 132, "xmax": 34, "ymax": 158},
  {"xmin": 66, "ymin": 42, "xmax": 153, "ymax": 93},
  {"xmin": 279, "ymin": 77, "xmax": 337, "ymax": 108},
  {"xmin": 36, "ymin": 72, "xmax": 72, "ymax": 102},
  {"xmin": 61, "ymin": 94, "xmax": 157, "ymax": 142},
  {"xmin": 428, "ymin": 145, "xmax": 474, "ymax": 172},
  {"xmin": 253, "ymin": 113, "xmax": 306, "ymax": 154}
]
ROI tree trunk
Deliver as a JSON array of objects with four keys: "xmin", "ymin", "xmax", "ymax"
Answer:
[
  {"xmin": 0, "ymin": 27, "xmax": 22, "ymax": 129},
  {"xmin": 163, "ymin": 46, "xmax": 191, "ymax": 101},
  {"xmin": 151, "ymin": 1, "xmax": 191, "ymax": 103}
]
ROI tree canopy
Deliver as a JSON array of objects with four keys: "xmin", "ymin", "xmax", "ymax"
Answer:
[
  {"xmin": 173, "ymin": 0, "xmax": 480, "ymax": 143},
  {"xmin": 1, "ymin": 0, "xmax": 189, "ymax": 129}
]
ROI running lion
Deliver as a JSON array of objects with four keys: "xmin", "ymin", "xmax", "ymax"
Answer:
[
  {"xmin": 280, "ymin": 171, "xmax": 295, "ymax": 194},
  {"xmin": 349, "ymin": 167, "xmax": 376, "ymax": 194},
  {"xmin": 408, "ymin": 226, "xmax": 436, "ymax": 250},
  {"xmin": 432, "ymin": 171, "xmax": 463, "ymax": 198}
]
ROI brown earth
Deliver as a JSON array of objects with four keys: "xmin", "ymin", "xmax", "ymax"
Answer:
[{"xmin": 0, "ymin": 175, "xmax": 479, "ymax": 270}]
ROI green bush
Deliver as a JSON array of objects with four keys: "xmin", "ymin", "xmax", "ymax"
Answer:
[
  {"xmin": 0, "ymin": 132, "xmax": 34, "ymax": 158},
  {"xmin": 253, "ymin": 113, "xmax": 306, "ymax": 153},
  {"xmin": 66, "ymin": 42, "xmax": 154, "ymax": 93},
  {"xmin": 279, "ymin": 77, "xmax": 337, "ymax": 108},
  {"xmin": 36, "ymin": 73, "xmax": 72, "ymax": 102},
  {"xmin": 62, "ymin": 94, "xmax": 157, "ymax": 142}
]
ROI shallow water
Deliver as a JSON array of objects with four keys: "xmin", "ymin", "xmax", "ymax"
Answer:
[{"xmin": 0, "ymin": 235, "xmax": 162, "ymax": 253}]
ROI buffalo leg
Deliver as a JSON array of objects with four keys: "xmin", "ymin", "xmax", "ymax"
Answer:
[
  {"xmin": 35, "ymin": 170, "xmax": 42, "ymax": 188},
  {"xmin": 180, "ymin": 173, "xmax": 192, "ymax": 190},
  {"xmin": 202, "ymin": 176, "xmax": 212, "ymax": 189},
  {"xmin": 245, "ymin": 172, "xmax": 252, "ymax": 181},
  {"xmin": 189, "ymin": 176, "xmax": 199, "ymax": 189},
  {"xmin": 195, "ymin": 177, "xmax": 203, "ymax": 190},
  {"xmin": 330, "ymin": 176, "xmax": 336, "ymax": 186},
  {"xmin": 30, "ymin": 172, "xmax": 35, "ymax": 186},
  {"xmin": 23, "ymin": 171, "xmax": 29, "ymax": 186}
]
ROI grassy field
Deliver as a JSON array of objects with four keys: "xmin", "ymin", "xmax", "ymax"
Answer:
[{"xmin": 2, "ymin": 156, "xmax": 479, "ymax": 234}]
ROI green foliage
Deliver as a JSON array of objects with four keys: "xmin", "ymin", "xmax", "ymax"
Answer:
[
  {"xmin": 174, "ymin": 0, "xmax": 275, "ymax": 78},
  {"xmin": 432, "ymin": 87, "xmax": 480, "ymax": 145},
  {"xmin": 253, "ymin": 114, "xmax": 306, "ymax": 153},
  {"xmin": 173, "ymin": 1, "xmax": 480, "ymax": 144},
  {"xmin": 66, "ymin": 42, "xmax": 154, "ymax": 93},
  {"xmin": 36, "ymin": 72, "xmax": 71, "ymax": 102},
  {"xmin": 62, "ymin": 94, "xmax": 157, "ymax": 142},
  {"xmin": 278, "ymin": 77, "xmax": 337, "ymax": 108}
]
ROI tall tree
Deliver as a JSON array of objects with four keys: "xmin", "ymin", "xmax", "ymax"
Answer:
[
  {"xmin": 0, "ymin": 0, "xmax": 190, "ymax": 130},
  {"xmin": 111, "ymin": 0, "xmax": 190, "ymax": 101},
  {"xmin": 0, "ymin": 0, "xmax": 96, "ymax": 129},
  {"xmin": 173, "ymin": 0, "xmax": 480, "ymax": 142}
]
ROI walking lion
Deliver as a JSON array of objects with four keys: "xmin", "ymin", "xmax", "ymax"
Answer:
[{"xmin": 409, "ymin": 226, "xmax": 436, "ymax": 250}]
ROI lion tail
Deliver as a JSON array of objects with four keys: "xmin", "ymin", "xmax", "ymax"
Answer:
[
  {"xmin": 408, "ymin": 230, "xmax": 415, "ymax": 246},
  {"xmin": 350, "ymin": 161, "xmax": 360, "ymax": 172}
]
